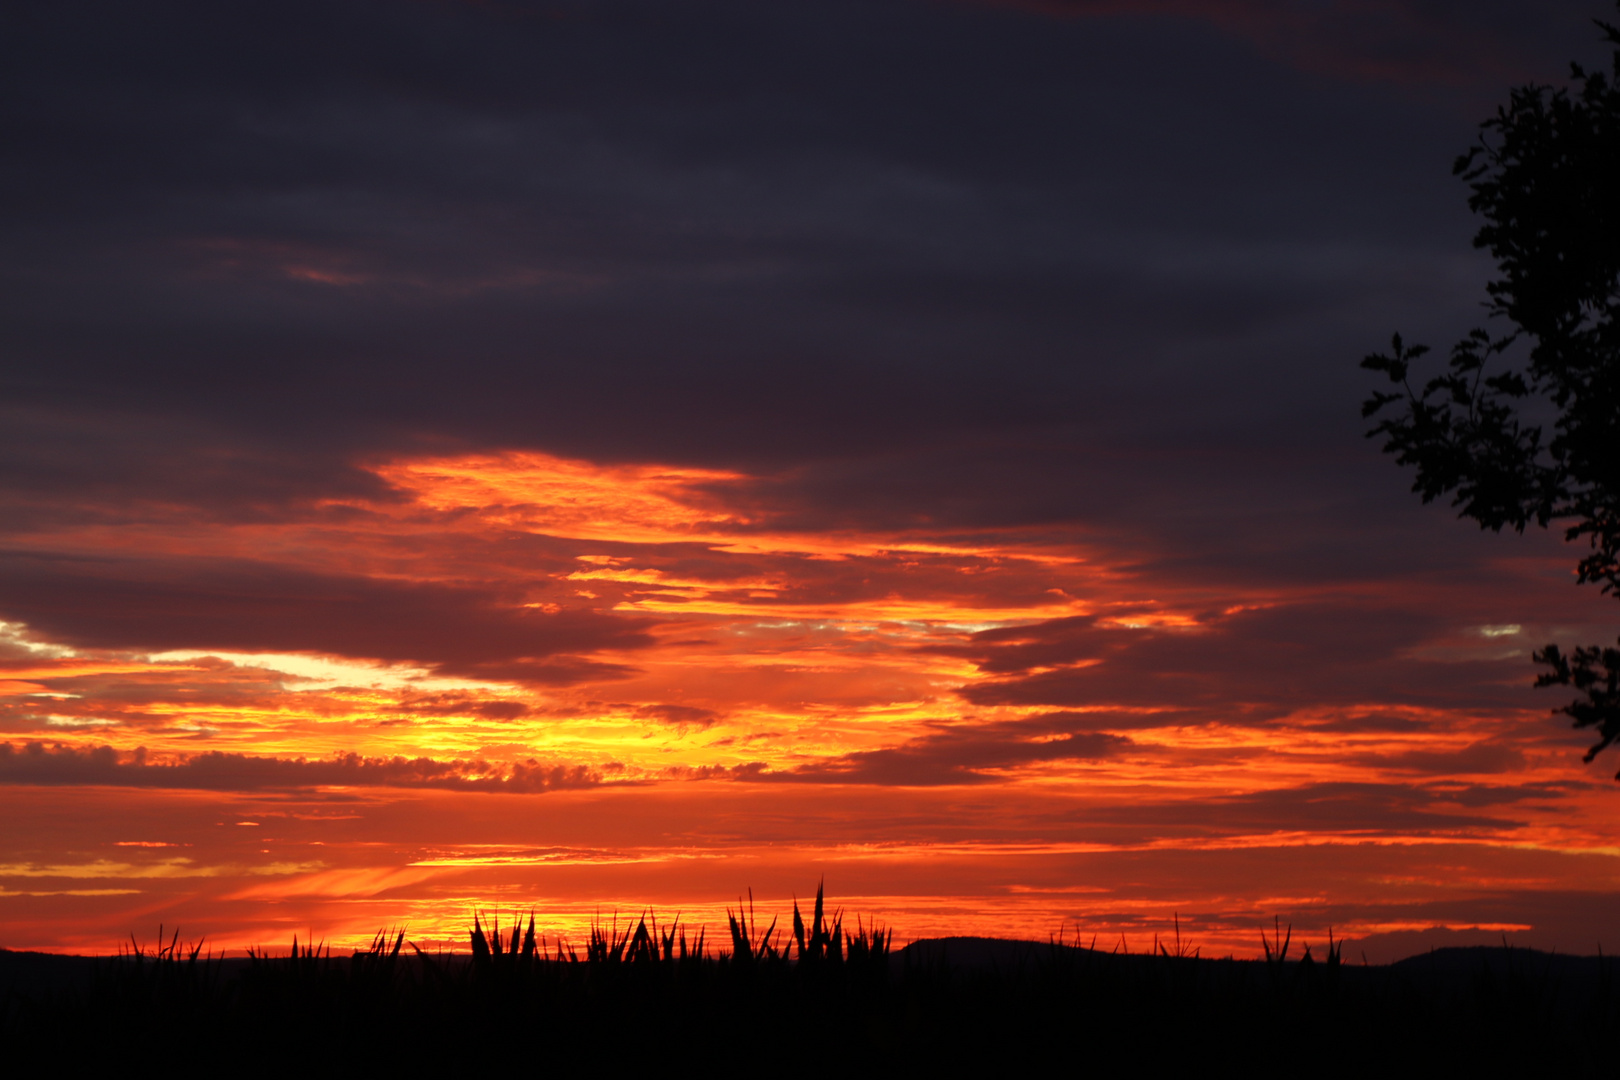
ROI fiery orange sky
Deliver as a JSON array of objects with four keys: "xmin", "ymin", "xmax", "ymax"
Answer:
[
  {"xmin": 3, "ymin": 0, "xmax": 1618, "ymax": 964},
  {"xmin": 4, "ymin": 449, "xmax": 1617, "ymax": 961}
]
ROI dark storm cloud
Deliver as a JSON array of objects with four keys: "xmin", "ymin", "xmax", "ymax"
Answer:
[
  {"xmin": 1049, "ymin": 780, "xmax": 1551, "ymax": 835},
  {"xmin": 1005, "ymin": 0, "xmax": 1597, "ymax": 86},
  {"xmin": 716, "ymin": 747, "xmax": 1551, "ymax": 829},
  {"xmin": 390, "ymin": 695, "xmax": 534, "ymax": 721},
  {"xmin": 1019, "ymin": 709, "xmax": 1197, "ymax": 732},
  {"xmin": 0, "ymin": 0, "xmax": 1608, "ymax": 643},
  {"xmin": 1355, "ymin": 741, "xmax": 1528, "ymax": 775},
  {"xmin": 0, "ymin": 0, "xmax": 1598, "ymax": 493},
  {"xmin": 779, "ymin": 724, "xmax": 1132, "ymax": 785},
  {"xmin": 953, "ymin": 603, "xmax": 1537, "ymax": 716},
  {"xmin": 681, "ymin": 709, "xmax": 1137, "ymax": 786},
  {"xmin": 1303, "ymin": 711, "xmax": 1433, "ymax": 734},
  {"xmin": 629, "ymin": 704, "xmax": 722, "ymax": 729},
  {"xmin": 1202, "ymin": 781, "xmax": 1536, "ymax": 832},
  {"xmin": 0, "ymin": 552, "xmax": 653, "ymax": 682},
  {"xmin": 0, "ymin": 740, "xmax": 599, "ymax": 792}
]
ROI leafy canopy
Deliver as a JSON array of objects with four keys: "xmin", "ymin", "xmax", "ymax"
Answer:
[{"xmin": 1361, "ymin": 11, "xmax": 1620, "ymax": 774}]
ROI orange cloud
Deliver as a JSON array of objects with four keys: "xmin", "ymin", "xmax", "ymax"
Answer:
[
  {"xmin": 372, "ymin": 451, "xmax": 754, "ymax": 544},
  {"xmin": 1, "ymin": 447, "xmax": 1616, "ymax": 957}
]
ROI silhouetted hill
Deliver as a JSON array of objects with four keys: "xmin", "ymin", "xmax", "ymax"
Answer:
[
  {"xmin": 0, "ymin": 948, "xmax": 264, "ymax": 998},
  {"xmin": 894, "ymin": 936, "xmax": 1620, "ymax": 997},
  {"xmin": 8, "ymin": 937, "xmax": 1619, "ymax": 995},
  {"xmin": 0, "ymin": 949, "xmax": 101, "ymax": 995},
  {"xmin": 898, "ymin": 935, "xmax": 1620, "ymax": 967},
  {"xmin": 895, "ymin": 935, "xmax": 1063, "ymax": 970},
  {"xmin": 1391, "ymin": 944, "xmax": 1620, "ymax": 978},
  {"xmin": 7, "ymin": 936, "xmax": 1620, "ymax": 1075}
]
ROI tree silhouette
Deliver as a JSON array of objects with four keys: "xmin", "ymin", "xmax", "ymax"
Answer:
[{"xmin": 1361, "ymin": 9, "xmax": 1620, "ymax": 776}]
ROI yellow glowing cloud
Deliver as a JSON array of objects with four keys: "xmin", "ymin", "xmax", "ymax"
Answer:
[
  {"xmin": 372, "ymin": 451, "xmax": 752, "ymax": 543},
  {"xmin": 9, "ymin": 445, "xmax": 1618, "ymax": 959},
  {"xmin": 370, "ymin": 451, "xmax": 1089, "ymax": 563},
  {"xmin": 224, "ymin": 865, "xmax": 440, "ymax": 900}
]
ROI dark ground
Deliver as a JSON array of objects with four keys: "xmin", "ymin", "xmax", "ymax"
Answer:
[{"xmin": 4, "ymin": 937, "xmax": 1616, "ymax": 1075}]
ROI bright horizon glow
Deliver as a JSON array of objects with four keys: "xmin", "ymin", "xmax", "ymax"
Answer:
[{"xmin": 3, "ymin": 448, "xmax": 1618, "ymax": 963}]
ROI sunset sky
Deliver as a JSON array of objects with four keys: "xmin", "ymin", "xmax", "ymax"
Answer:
[{"xmin": 3, "ymin": 0, "xmax": 1618, "ymax": 962}]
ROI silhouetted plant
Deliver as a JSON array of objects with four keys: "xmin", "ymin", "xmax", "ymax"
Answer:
[
  {"xmin": 791, "ymin": 879, "xmax": 842, "ymax": 966},
  {"xmin": 1536, "ymin": 638, "xmax": 1620, "ymax": 773},
  {"xmin": 1155, "ymin": 913, "xmax": 1200, "ymax": 960},
  {"xmin": 1260, "ymin": 916, "xmax": 1292, "ymax": 993},
  {"xmin": 7, "ymin": 895, "xmax": 1620, "ymax": 1074},
  {"xmin": 845, "ymin": 915, "xmax": 891, "ymax": 970},
  {"xmin": 726, "ymin": 888, "xmax": 782, "ymax": 963},
  {"xmin": 1362, "ymin": 7, "xmax": 1620, "ymax": 774},
  {"xmin": 585, "ymin": 911, "xmax": 639, "ymax": 964}
]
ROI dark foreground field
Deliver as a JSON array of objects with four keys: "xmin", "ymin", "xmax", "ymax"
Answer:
[{"xmin": 5, "ymin": 901, "xmax": 1618, "ymax": 1077}]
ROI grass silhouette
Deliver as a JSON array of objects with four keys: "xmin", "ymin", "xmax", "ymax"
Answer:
[{"xmin": 3, "ymin": 885, "xmax": 1617, "ymax": 1076}]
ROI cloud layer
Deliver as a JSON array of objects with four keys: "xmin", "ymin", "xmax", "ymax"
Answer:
[
  {"xmin": 0, "ymin": 741, "xmax": 599, "ymax": 793},
  {"xmin": 0, "ymin": 0, "xmax": 1616, "ymax": 955}
]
